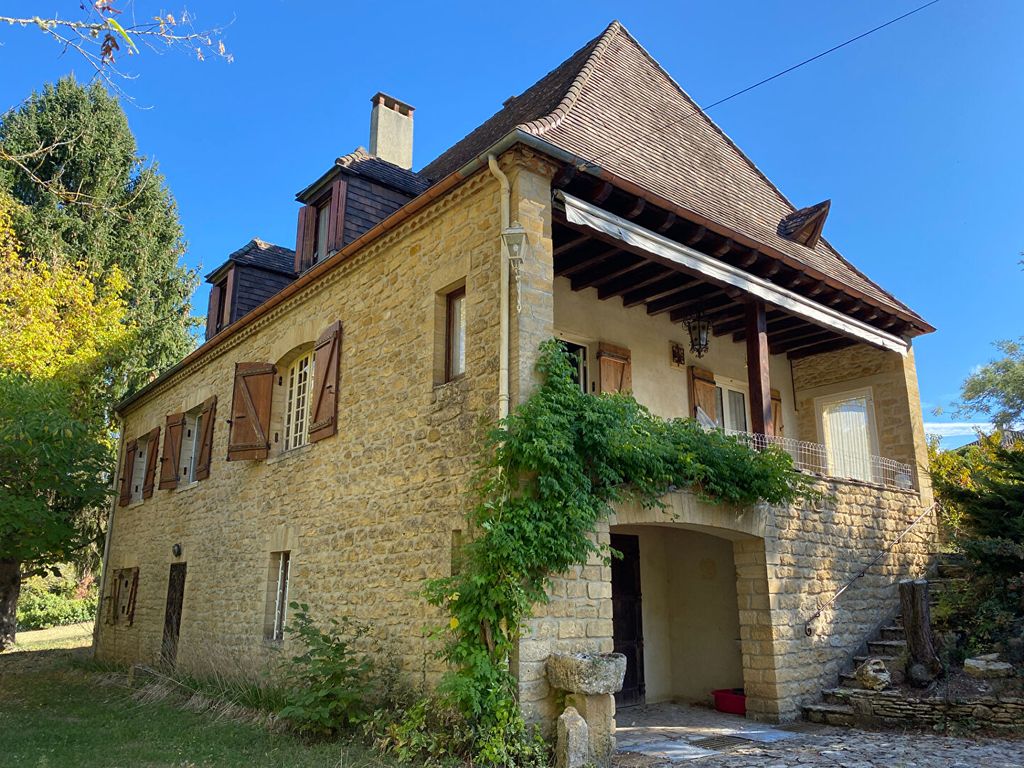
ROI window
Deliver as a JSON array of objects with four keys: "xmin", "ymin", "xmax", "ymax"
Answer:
[
  {"xmin": 283, "ymin": 353, "xmax": 313, "ymax": 450},
  {"xmin": 179, "ymin": 407, "xmax": 204, "ymax": 485},
  {"xmin": 130, "ymin": 436, "xmax": 150, "ymax": 503},
  {"xmin": 715, "ymin": 384, "xmax": 748, "ymax": 433},
  {"xmin": 312, "ymin": 198, "xmax": 331, "ymax": 265},
  {"xmin": 817, "ymin": 391, "xmax": 878, "ymax": 483},
  {"xmin": 446, "ymin": 287, "xmax": 466, "ymax": 381},
  {"xmin": 265, "ymin": 551, "xmax": 291, "ymax": 642},
  {"xmin": 561, "ymin": 341, "xmax": 589, "ymax": 394}
]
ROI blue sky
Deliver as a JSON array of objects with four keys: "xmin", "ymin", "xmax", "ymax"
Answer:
[{"xmin": 2, "ymin": 1, "xmax": 1021, "ymax": 447}]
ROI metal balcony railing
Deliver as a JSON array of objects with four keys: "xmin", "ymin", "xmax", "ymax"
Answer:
[{"xmin": 724, "ymin": 429, "xmax": 916, "ymax": 491}]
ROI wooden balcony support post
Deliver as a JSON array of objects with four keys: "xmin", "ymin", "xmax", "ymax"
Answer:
[{"xmin": 746, "ymin": 300, "xmax": 774, "ymax": 437}]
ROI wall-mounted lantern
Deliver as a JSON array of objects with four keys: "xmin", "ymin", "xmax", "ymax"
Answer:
[
  {"xmin": 500, "ymin": 221, "xmax": 529, "ymax": 313},
  {"xmin": 686, "ymin": 308, "xmax": 712, "ymax": 358}
]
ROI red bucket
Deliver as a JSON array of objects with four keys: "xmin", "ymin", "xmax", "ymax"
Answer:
[{"xmin": 711, "ymin": 688, "xmax": 746, "ymax": 715}]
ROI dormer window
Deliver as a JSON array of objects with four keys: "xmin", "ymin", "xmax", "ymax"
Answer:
[{"xmin": 313, "ymin": 197, "xmax": 331, "ymax": 265}]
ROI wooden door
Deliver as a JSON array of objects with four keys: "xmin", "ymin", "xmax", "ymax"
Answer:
[
  {"xmin": 611, "ymin": 533, "xmax": 645, "ymax": 707},
  {"xmin": 161, "ymin": 563, "xmax": 187, "ymax": 666}
]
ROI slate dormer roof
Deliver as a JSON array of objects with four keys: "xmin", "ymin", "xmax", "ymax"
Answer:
[
  {"xmin": 420, "ymin": 20, "xmax": 930, "ymax": 332},
  {"xmin": 205, "ymin": 238, "xmax": 296, "ymax": 281},
  {"xmin": 297, "ymin": 147, "xmax": 430, "ymax": 203}
]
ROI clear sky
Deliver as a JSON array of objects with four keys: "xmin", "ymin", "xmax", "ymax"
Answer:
[{"xmin": 2, "ymin": 1, "xmax": 1021, "ymax": 447}]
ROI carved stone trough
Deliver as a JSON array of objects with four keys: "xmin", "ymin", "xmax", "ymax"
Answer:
[{"xmin": 546, "ymin": 653, "xmax": 626, "ymax": 768}]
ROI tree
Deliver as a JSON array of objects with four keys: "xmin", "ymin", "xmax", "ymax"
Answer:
[
  {"xmin": 0, "ymin": 372, "xmax": 112, "ymax": 649},
  {"xmin": 0, "ymin": 78, "xmax": 198, "ymax": 398},
  {"xmin": 956, "ymin": 338, "xmax": 1024, "ymax": 431}
]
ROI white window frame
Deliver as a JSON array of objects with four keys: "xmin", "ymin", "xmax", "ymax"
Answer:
[
  {"xmin": 266, "ymin": 550, "xmax": 291, "ymax": 642},
  {"xmin": 130, "ymin": 436, "xmax": 149, "ymax": 503},
  {"xmin": 557, "ymin": 334, "xmax": 593, "ymax": 395},
  {"xmin": 283, "ymin": 352, "xmax": 314, "ymax": 451},
  {"xmin": 177, "ymin": 406, "xmax": 204, "ymax": 487},
  {"xmin": 712, "ymin": 374, "xmax": 750, "ymax": 434},
  {"xmin": 814, "ymin": 387, "xmax": 880, "ymax": 483}
]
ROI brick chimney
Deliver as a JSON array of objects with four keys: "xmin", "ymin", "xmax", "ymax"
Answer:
[{"xmin": 369, "ymin": 92, "xmax": 414, "ymax": 170}]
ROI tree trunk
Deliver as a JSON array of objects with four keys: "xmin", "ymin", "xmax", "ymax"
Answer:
[
  {"xmin": 0, "ymin": 559, "xmax": 21, "ymax": 651},
  {"xmin": 899, "ymin": 578, "xmax": 942, "ymax": 683}
]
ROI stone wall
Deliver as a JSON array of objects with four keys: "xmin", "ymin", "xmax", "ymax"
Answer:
[
  {"xmin": 96, "ymin": 159, "xmax": 519, "ymax": 680},
  {"xmin": 519, "ymin": 479, "xmax": 937, "ymax": 727},
  {"xmin": 815, "ymin": 687, "xmax": 1024, "ymax": 732}
]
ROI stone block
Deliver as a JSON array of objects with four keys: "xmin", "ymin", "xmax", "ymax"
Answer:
[
  {"xmin": 555, "ymin": 706, "xmax": 589, "ymax": 768},
  {"xmin": 546, "ymin": 652, "xmax": 626, "ymax": 695}
]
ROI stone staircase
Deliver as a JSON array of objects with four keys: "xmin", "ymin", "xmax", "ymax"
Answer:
[{"xmin": 803, "ymin": 555, "xmax": 967, "ymax": 726}]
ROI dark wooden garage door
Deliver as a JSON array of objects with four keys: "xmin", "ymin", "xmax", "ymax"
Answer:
[{"xmin": 611, "ymin": 533, "xmax": 645, "ymax": 707}]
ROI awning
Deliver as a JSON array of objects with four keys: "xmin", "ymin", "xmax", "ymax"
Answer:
[{"xmin": 555, "ymin": 191, "xmax": 909, "ymax": 355}]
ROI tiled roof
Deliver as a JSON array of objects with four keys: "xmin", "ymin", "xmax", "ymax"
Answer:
[
  {"xmin": 336, "ymin": 147, "xmax": 431, "ymax": 197},
  {"xmin": 206, "ymin": 238, "xmax": 295, "ymax": 280},
  {"xmin": 420, "ymin": 21, "xmax": 928, "ymax": 329}
]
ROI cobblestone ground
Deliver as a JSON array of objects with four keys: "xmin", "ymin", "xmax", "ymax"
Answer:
[{"xmin": 614, "ymin": 725, "xmax": 1024, "ymax": 767}]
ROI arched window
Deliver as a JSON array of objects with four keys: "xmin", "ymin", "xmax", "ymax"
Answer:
[{"xmin": 283, "ymin": 351, "xmax": 314, "ymax": 451}]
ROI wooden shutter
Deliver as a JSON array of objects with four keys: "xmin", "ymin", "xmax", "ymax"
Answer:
[
  {"xmin": 770, "ymin": 388, "xmax": 784, "ymax": 437},
  {"xmin": 142, "ymin": 426, "xmax": 160, "ymax": 499},
  {"xmin": 205, "ymin": 284, "xmax": 221, "ymax": 340},
  {"xmin": 227, "ymin": 363, "xmax": 276, "ymax": 461},
  {"xmin": 294, "ymin": 204, "xmax": 316, "ymax": 273},
  {"xmin": 105, "ymin": 570, "xmax": 121, "ymax": 624},
  {"xmin": 194, "ymin": 395, "xmax": 217, "ymax": 481},
  {"xmin": 598, "ymin": 342, "xmax": 632, "ymax": 394},
  {"xmin": 125, "ymin": 568, "xmax": 139, "ymax": 626},
  {"xmin": 309, "ymin": 321, "xmax": 342, "ymax": 443},
  {"xmin": 327, "ymin": 178, "xmax": 347, "ymax": 253},
  {"xmin": 118, "ymin": 439, "xmax": 137, "ymax": 507},
  {"xmin": 688, "ymin": 366, "xmax": 718, "ymax": 423},
  {"xmin": 159, "ymin": 413, "xmax": 185, "ymax": 490}
]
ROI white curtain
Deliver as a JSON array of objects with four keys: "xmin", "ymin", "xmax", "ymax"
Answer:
[{"xmin": 822, "ymin": 396, "xmax": 873, "ymax": 482}]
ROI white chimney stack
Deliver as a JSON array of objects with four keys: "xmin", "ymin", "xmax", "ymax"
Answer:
[{"xmin": 369, "ymin": 92, "xmax": 414, "ymax": 170}]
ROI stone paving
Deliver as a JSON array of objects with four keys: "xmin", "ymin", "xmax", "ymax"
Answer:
[{"xmin": 613, "ymin": 702, "xmax": 1024, "ymax": 767}]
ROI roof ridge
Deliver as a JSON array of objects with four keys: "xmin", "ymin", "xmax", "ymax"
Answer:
[
  {"xmin": 589, "ymin": 23, "xmax": 914, "ymax": 315},
  {"xmin": 521, "ymin": 20, "xmax": 622, "ymax": 138}
]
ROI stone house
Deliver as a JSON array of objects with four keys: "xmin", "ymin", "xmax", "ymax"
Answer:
[{"xmin": 95, "ymin": 21, "xmax": 936, "ymax": 733}]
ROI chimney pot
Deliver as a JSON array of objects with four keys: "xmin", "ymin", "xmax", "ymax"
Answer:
[{"xmin": 369, "ymin": 91, "xmax": 414, "ymax": 169}]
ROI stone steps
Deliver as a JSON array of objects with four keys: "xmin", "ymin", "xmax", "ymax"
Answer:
[
  {"xmin": 853, "ymin": 653, "xmax": 899, "ymax": 667},
  {"xmin": 879, "ymin": 625, "xmax": 906, "ymax": 642},
  {"xmin": 867, "ymin": 639, "xmax": 907, "ymax": 657},
  {"xmin": 803, "ymin": 702, "xmax": 856, "ymax": 727}
]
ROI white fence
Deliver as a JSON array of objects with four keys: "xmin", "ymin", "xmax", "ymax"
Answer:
[{"xmin": 726, "ymin": 430, "xmax": 916, "ymax": 491}]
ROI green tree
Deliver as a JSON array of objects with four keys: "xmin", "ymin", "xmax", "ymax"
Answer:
[
  {"xmin": 956, "ymin": 338, "xmax": 1024, "ymax": 431},
  {"xmin": 0, "ymin": 372, "xmax": 111, "ymax": 649},
  {"xmin": 0, "ymin": 77, "xmax": 198, "ymax": 399}
]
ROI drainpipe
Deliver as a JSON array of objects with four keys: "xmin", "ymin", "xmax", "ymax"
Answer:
[{"xmin": 487, "ymin": 154, "xmax": 511, "ymax": 420}]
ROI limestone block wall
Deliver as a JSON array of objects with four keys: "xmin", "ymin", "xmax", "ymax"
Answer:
[
  {"xmin": 96, "ymin": 165, "xmax": 513, "ymax": 681},
  {"xmin": 519, "ymin": 480, "xmax": 937, "ymax": 726},
  {"xmin": 791, "ymin": 344, "xmax": 932, "ymax": 504}
]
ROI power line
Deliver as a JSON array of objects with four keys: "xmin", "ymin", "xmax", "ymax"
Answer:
[{"xmin": 580, "ymin": 0, "xmax": 942, "ymax": 170}]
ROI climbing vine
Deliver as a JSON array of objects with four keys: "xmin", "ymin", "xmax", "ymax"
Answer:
[{"xmin": 421, "ymin": 339, "xmax": 815, "ymax": 760}]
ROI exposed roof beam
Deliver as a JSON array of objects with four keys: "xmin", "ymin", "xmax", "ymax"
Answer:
[
  {"xmin": 572, "ymin": 253, "xmax": 644, "ymax": 291},
  {"xmin": 669, "ymin": 292, "xmax": 732, "ymax": 324},
  {"xmin": 647, "ymin": 283, "xmax": 720, "ymax": 316},
  {"xmin": 597, "ymin": 263, "xmax": 670, "ymax": 300},
  {"xmin": 622, "ymin": 273, "xmax": 695, "ymax": 308},
  {"xmin": 556, "ymin": 191, "xmax": 908, "ymax": 355},
  {"xmin": 770, "ymin": 329, "xmax": 837, "ymax": 355},
  {"xmin": 787, "ymin": 337, "xmax": 858, "ymax": 360},
  {"xmin": 555, "ymin": 245, "xmax": 620, "ymax": 278}
]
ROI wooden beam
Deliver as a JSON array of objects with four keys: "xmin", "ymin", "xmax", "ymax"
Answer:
[
  {"xmin": 553, "ymin": 234, "xmax": 590, "ymax": 256},
  {"xmin": 571, "ymin": 253, "xmax": 644, "ymax": 291},
  {"xmin": 647, "ymin": 282, "xmax": 720, "ymax": 316},
  {"xmin": 746, "ymin": 301, "xmax": 773, "ymax": 436},
  {"xmin": 552, "ymin": 164, "xmax": 577, "ymax": 188},
  {"xmin": 622, "ymin": 273, "xmax": 694, "ymax": 308},
  {"xmin": 592, "ymin": 182, "xmax": 614, "ymax": 204},
  {"xmin": 555, "ymin": 245, "xmax": 619, "ymax": 278},
  {"xmin": 684, "ymin": 225, "xmax": 706, "ymax": 245},
  {"xmin": 625, "ymin": 198, "xmax": 646, "ymax": 219},
  {"xmin": 787, "ymin": 337, "xmax": 858, "ymax": 360},
  {"xmin": 656, "ymin": 211, "xmax": 677, "ymax": 233},
  {"xmin": 668, "ymin": 292, "xmax": 732, "ymax": 323},
  {"xmin": 713, "ymin": 239, "xmax": 734, "ymax": 258},
  {"xmin": 597, "ymin": 263, "xmax": 669, "ymax": 300},
  {"xmin": 731, "ymin": 313, "xmax": 803, "ymax": 341},
  {"xmin": 769, "ymin": 329, "xmax": 836, "ymax": 355},
  {"xmin": 738, "ymin": 249, "xmax": 760, "ymax": 268}
]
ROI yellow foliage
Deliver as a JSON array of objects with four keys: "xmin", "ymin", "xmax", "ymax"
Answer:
[{"xmin": 0, "ymin": 194, "xmax": 131, "ymax": 385}]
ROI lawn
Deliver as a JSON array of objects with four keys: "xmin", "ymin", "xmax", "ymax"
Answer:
[{"xmin": 0, "ymin": 626, "xmax": 389, "ymax": 768}]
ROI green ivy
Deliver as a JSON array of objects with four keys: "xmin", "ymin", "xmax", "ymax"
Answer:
[{"xmin": 423, "ymin": 339, "xmax": 815, "ymax": 755}]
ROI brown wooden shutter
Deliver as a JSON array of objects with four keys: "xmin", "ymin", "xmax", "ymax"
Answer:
[
  {"xmin": 597, "ymin": 342, "xmax": 632, "ymax": 394},
  {"xmin": 294, "ymin": 204, "xmax": 316, "ymax": 273},
  {"xmin": 118, "ymin": 439, "xmax": 137, "ymax": 507},
  {"xmin": 159, "ymin": 413, "xmax": 185, "ymax": 490},
  {"xmin": 142, "ymin": 426, "xmax": 160, "ymax": 499},
  {"xmin": 770, "ymin": 388, "xmax": 784, "ymax": 437},
  {"xmin": 227, "ymin": 363, "xmax": 276, "ymax": 461},
  {"xmin": 105, "ymin": 571, "xmax": 121, "ymax": 624},
  {"xmin": 205, "ymin": 284, "xmax": 221, "ymax": 340},
  {"xmin": 688, "ymin": 366, "xmax": 718, "ymax": 423},
  {"xmin": 327, "ymin": 178, "xmax": 347, "ymax": 253},
  {"xmin": 126, "ymin": 568, "xmax": 139, "ymax": 626},
  {"xmin": 194, "ymin": 395, "xmax": 217, "ymax": 481},
  {"xmin": 309, "ymin": 321, "xmax": 342, "ymax": 443}
]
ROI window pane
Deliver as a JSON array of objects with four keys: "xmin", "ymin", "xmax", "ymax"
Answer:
[
  {"xmin": 284, "ymin": 354, "xmax": 312, "ymax": 450},
  {"xmin": 728, "ymin": 389, "xmax": 747, "ymax": 432},
  {"xmin": 714, "ymin": 387, "xmax": 725, "ymax": 430},
  {"xmin": 314, "ymin": 201, "xmax": 330, "ymax": 263},
  {"xmin": 822, "ymin": 397, "xmax": 873, "ymax": 482},
  {"xmin": 562, "ymin": 342, "xmax": 588, "ymax": 394},
  {"xmin": 448, "ymin": 291, "xmax": 466, "ymax": 379}
]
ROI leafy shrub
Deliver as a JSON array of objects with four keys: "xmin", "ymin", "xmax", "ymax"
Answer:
[
  {"xmin": 278, "ymin": 603, "xmax": 374, "ymax": 736},
  {"xmin": 17, "ymin": 573, "xmax": 97, "ymax": 630}
]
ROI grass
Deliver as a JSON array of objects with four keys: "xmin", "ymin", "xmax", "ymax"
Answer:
[{"xmin": 0, "ymin": 626, "xmax": 390, "ymax": 768}]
